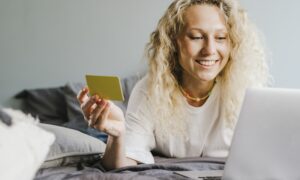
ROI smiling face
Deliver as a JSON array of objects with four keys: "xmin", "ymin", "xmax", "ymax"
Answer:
[{"xmin": 177, "ymin": 4, "xmax": 231, "ymax": 84}]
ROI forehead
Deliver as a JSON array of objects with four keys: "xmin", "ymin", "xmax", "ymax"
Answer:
[{"xmin": 182, "ymin": 4, "xmax": 227, "ymax": 32}]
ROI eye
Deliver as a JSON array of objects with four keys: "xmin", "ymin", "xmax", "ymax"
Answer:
[
  {"xmin": 188, "ymin": 36, "xmax": 204, "ymax": 40},
  {"xmin": 216, "ymin": 36, "xmax": 227, "ymax": 41}
]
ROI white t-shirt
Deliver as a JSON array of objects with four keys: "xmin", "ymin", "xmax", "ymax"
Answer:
[{"xmin": 125, "ymin": 77, "xmax": 234, "ymax": 164}]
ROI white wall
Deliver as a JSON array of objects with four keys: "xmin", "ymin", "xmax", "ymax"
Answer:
[
  {"xmin": 1, "ymin": 0, "xmax": 300, "ymax": 105},
  {"xmin": 239, "ymin": 0, "xmax": 300, "ymax": 88},
  {"xmin": 0, "ymin": 0, "xmax": 171, "ymax": 105}
]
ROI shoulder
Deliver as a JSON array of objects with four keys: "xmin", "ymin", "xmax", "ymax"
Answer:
[
  {"xmin": 126, "ymin": 75, "xmax": 151, "ymax": 113},
  {"xmin": 125, "ymin": 75, "xmax": 155, "ymax": 129},
  {"xmin": 127, "ymin": 75, "xmax": 150, "ymax": 103},
  {"xmin": 131, "ymin": 75, "xmax": 149, "ymax": 94}
]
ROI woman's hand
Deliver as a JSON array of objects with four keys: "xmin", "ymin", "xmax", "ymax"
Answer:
[{"xmin": 77, "ymin": 87, "xmax": 125, "ymax": 138}]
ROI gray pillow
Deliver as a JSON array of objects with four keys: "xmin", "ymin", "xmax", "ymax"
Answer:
[
  {"xmin": 63, "ymin": 82, "xmax": 89, "ymax": 133},
  {"xmin": 39, "ymin": 123, "xmax": 106, "ymax": 169},
  {"xmin": 15, "ymin": 87, "xmax": 68, "ymax": 125}
]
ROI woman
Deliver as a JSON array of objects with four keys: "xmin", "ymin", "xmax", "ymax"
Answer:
[{"xmin": 77, "ymin": 0, "xmax": 270, "ymax": 170}]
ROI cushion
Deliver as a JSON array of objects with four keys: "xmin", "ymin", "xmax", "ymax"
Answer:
[
  {"xmin": 39, "ymin": 123, "xmax": 106, "ymax": 169},
  {"xmin": 15, "ymin": 87, "xmax": 68, "ymax": 125},
  {"xmin": 0, "ymin": 108, "xmax": 55, "ymax": 180},
  {"xmin": 63, "ymin": 82, "xmax": 89, "ymax": 132}
]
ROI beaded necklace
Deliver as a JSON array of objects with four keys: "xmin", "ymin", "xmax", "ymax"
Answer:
[{"xmin": 179, "ymin": 83, "xmax": 214, "ymax": 102}]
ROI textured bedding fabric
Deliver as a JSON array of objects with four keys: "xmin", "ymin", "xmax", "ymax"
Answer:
[{"xmin": 35, "ymin": 157, "xmax": 225, "ymax": 180}]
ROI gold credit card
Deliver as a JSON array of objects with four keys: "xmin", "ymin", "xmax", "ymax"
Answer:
[{"xmin": 85, "ymin": 75, "xmax": 124, "ymax": 101}]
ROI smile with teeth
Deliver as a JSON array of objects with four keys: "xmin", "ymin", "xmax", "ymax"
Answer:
[{"xmin": 196, "ymin": 59, "xmax": 219, "ymax": 66}]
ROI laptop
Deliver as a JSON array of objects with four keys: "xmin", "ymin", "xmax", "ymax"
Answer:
[{"xmin": 175, "ymin": 87, "xmax": 300, "ymax": 180}]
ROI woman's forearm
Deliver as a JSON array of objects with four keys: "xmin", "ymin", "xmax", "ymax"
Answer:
[{"xmin": 101, "ymin": 134, "xmax": 137, "ymax": 170}]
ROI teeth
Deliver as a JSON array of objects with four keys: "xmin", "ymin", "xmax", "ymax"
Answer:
[{"xmin": 197, "ymin": 60, "xmax": 218, "ymax": 66}]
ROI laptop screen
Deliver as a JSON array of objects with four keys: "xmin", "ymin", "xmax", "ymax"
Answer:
[{"xmin": 223, "ymin": 88, "xmax": 300, "ymax": 180}]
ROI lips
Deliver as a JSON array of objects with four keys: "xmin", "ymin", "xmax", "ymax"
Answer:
[{"xmin": 195, "ymin": 59, "xmax": 220, "ymax": 67}]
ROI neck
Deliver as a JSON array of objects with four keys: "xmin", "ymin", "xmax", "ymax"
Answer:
[
  {"xmin": 179, "ymin": 74, "xmax": 216, "ymax": 107},
  {"xmin": 181, "ymin": 76, "xmax": 215, "ymax": 99}
]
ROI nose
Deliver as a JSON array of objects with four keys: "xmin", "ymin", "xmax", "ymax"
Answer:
[{"xmin": 201, "ymin": 37, "xmax": 217, "ymax": 56}]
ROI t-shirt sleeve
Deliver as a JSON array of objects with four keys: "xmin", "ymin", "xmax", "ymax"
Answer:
[{"xmin": 124, "ymin": 78, "xmax": 156, "ymax": 164}]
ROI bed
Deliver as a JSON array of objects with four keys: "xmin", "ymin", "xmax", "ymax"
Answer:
[{"xmin": 0, "ymin": 74, "xmax": 225, "ymax": 180}]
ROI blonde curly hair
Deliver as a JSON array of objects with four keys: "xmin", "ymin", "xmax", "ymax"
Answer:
[{"xmin": 145, "ymin": 0, "xmax": 271, "ymax": 134}]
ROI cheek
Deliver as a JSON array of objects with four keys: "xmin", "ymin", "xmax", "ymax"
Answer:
[
  {"xmin": 220, "ymin": 43, "xmax": 231, "ymax": 60},
  {"xmin": 179, "ymin": 41, "xmax": 200, "ymax": 59},
  {"xmin": 219, "ymin": 46, "xmax": 231, "ymax": 70}
]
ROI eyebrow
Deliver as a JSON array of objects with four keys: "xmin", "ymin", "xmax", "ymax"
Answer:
[{"xmin": 188, "ymin": 27, "xmax": 228, "ymax": 33}]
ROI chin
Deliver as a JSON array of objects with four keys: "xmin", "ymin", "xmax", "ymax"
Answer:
[{"xmin": 196, "ymin": 73, "xmax": 218, "ymax": 82}]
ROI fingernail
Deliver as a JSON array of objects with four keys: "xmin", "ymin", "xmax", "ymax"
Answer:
[{"xmin": 96, "ymin": 99, "xmax": 102, "ymax": 104}]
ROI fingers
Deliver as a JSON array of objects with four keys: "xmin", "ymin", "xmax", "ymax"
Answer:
[
  {"xmin": 90, "ymin": 101, "xmax": 124, "ymax": 137},
  {"xmin": 99, "ymin": 102, "xmax": 110, "ymax": 125},
  {"xmin": 96, "ymin": 102, "xmax": 124, "ymax": 137},
  {"xmin": 77, "ymin": 87, "xmax": 95, "ymax": 120},
  {"xmin": 81, "ymin": 95, "xmax": 99, "ymax": 120},
  {"xmin": 77, "ymin": 87, "xmax": 89, "ymax": 104},
  {"xmin": 94, "ymin": 101, "xmax": 111, "ymax": 131},
  {"xmin": 77, "ymin": 87, "xmax": 114, "ymax": 134},
  {"xmin": 89, "ymin": 99, "xmax": 107, "ymax": 127}
]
